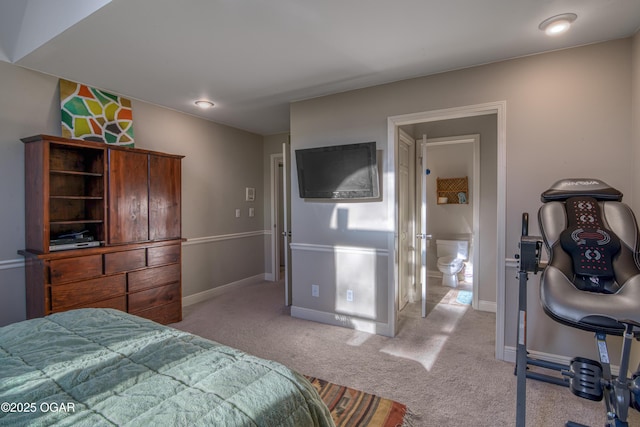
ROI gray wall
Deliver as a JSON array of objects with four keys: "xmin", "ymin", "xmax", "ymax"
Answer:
[
  {"xmin": 132, "ymin": 102, "xmax": 266, "ymax": 298},
  {"xmin": 0, "ymin": 61, "xmax": 59, "ymax": 326},
  {"xmin": 424, "ymin": 142, "xmax": 474, "ymax": 269},
  {"xmin": 0, "ymin": 60, "xmax": 265, "ymax": 326},
  {"xmin": 290, "ymin": 38, "xmax": 635, "ymax": 359}
]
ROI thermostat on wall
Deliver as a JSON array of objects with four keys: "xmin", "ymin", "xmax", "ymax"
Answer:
[{"xmin": 245, "ymin": 187, "xmax": 255, "ymax": 201}]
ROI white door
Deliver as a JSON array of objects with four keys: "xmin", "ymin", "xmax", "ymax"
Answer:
[
  {"xmin": 398, "ymin": 130, "xmax": 416, "ymax": 311},
  {"xmin": 282, "ymin": 140, "xmax": 293, "ymax": 305},
  {"xmin": 277, "ymin": 160, "xmax": 285, "ymax": 269},
  {"xmin": 271, "ymin": 154, "xmax": 284, "ymax": 282},
  {"xmin": 418, "ymin": 137, "xmax": 430, "ymax": 317}
]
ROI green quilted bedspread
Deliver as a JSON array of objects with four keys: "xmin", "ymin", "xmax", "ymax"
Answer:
[{"xmin": 0, "ymin": 309, "xmax": 335, "ymax": 427}]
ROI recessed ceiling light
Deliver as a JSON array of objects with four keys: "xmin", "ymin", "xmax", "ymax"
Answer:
[
  {"xmin": 539, "ymin": 13, "xmax": 577, "ymax": 36},
  {"xmin": 195, "ymin": 100, "xmax": 214, "ymax": 109}
]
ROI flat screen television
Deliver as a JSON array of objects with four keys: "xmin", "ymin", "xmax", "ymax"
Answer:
[{"xmin": 295, "ymin": 141, "xmax": 379, "ymax": 199}]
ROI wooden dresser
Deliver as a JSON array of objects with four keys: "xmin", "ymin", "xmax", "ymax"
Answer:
[{"xmin": 19, "ymin": 135, "xmax": 184, "ymax": 324}]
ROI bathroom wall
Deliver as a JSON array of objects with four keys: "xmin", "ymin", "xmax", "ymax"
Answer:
[{"xmin": 425, "ymin": 141, "xmax": 474, "ymax": 272}]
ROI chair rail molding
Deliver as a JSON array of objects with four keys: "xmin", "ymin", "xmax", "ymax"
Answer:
[
  {"xmin": 0, "ymin": 258, "xmax": 25, "ymax": 270},
  {"xmin": 183, "ymin": 230, "xmax": 269, "ymax": 246},
  {"xmin": 289, "ymin": 242, "xmax": 389, "ymax": 256}
]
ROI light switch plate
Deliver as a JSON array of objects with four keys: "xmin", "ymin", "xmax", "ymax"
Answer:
[{"xmin": 245, "ymin": 187, "xmax": 255, "ymax": 201}]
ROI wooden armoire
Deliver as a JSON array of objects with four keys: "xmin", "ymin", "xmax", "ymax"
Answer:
[{"xmin": 19, "ymin": 135, "xmax": 184, "ymax": 324}]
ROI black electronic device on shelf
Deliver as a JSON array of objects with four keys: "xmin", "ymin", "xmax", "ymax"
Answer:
[{"xmin": 49, "ymin": 230, "xmax": 100, "ymax": 251}]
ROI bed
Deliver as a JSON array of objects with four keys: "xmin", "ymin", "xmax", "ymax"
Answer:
[{"xmin": 0, "ymin": 308, "xmax": 335, "ymax": 427}]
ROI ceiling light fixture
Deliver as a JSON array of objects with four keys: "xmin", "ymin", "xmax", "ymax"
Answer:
[
  {"xmin": 539, "ymin": 13, "xmax": 577, "ymax": 36},
  {"xmin": 195, "ymin": 100, "xmax": 214, "ymax": 109}
]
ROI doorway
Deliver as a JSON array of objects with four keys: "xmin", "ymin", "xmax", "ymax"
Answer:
[
  {"xmin": 424, "ymin": 134, "xmax": 480, "ymax": 308},
  {"xmin": 396, "ymin": 133, "xmax": 480, "ymax": 319},
  {"xmin": 388, "ymin": 101, "xmax": 507, "ymax": 360},
  {"xmin": 270, "ymin": 154, "xmax": 285, "ymax": 281},
  {"xmin": 397, "ymin": 130, "xmax": 416, "ymax": 312},
  {"xmin": 271, "ymin": 139, "xmax": 293, "ymax": 306}
]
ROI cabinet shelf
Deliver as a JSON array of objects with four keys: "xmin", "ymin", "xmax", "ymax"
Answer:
[
  {"xmin": 45, "ymin": 142, "xmax": 105, "ymax": 246},
  {"xmin": 436, "ymin": 176, "xmax": 469, "ymax": 204},
  {"xmin": 50, "ymin": 196, "xmax": 103, "ymax": 200},
  {"xmin": 51, "ymin": 220, "xmax": 104, "ymax": 225},
  {"xmin": 51, "ymin": 170, "xmax": 103, "ymax": 177}
]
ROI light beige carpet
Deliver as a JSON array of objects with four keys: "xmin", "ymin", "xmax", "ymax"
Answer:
[{"xmin": 173, "ymin": 279, "xmax": 639, "ymax": 426}]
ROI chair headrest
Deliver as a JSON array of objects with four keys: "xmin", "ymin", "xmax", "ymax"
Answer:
[{"xmin": 541, "ymin": 178, "xmax": 623, "ymax": 203}]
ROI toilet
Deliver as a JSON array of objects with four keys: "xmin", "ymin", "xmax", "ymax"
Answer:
[{"xmin": 436, "ymin": 239, "xmax": 469, "ymax": 288}]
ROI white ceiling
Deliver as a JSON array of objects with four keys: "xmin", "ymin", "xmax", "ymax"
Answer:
[{"xmin": 1, "ymin": 0, "xmax": 639, "ymax": 135}]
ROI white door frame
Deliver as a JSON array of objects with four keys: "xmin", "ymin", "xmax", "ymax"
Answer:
[
  {"xmin": 270, "ymin": 153, "xmax": 283, "ymax": 281},
  {"xmin": 387, "ymin": 101, "xmax": 507, "ymax": 360},
  {"xmin": 282, "ymin": 140, "xmax": 293, "ymax": 306},
  {"xmin": 397, "ymin": 129, "xmax": 416, "ymax": 311},
  {"xmin": 418, "ymin": 138, "xmax": 429, "ymax": 317}
]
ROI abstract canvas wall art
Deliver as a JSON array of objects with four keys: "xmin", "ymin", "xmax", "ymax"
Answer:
[{"xmin": 60, "ymin": 79, "xmax": 135, "ymax": 147}]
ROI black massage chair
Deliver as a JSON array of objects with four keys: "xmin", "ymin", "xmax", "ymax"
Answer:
[{"xmin": 516, "ymin": 179, "xmax": 640, "ymax": 427}]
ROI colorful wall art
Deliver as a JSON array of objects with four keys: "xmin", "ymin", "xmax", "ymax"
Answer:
[{"xmin": 60, "ymin": 79, "xmax": 135, "ymax": 146}]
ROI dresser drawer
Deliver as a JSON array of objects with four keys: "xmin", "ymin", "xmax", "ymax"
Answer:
[
  {"xmin": 133, "ymin": 300, "xmax": 182, "ymax": 324},
  {"xmin": 105, "ymin": 249, "xmax": 146, "ymax": 274},
  {"xmin": 127, "ymin": 263, "xmax": 181, "ymax": 293},
  {"xmin": 50, "ymin": 274, "xmax": 126, "ymax": 310},
  {"xmin": 56, "ymin": 296, "xmax": 127, "ymax": 313},
  {"xmin": 129, "ymin": 282, "xmax": 180, "ymax": 313},
  {"xmin": 49, "ymin": 254, "xmax": 103, "ymax": 285},
  {"xmin": 147, "ymin": 244, "xmax": 180, "ymax": 267}
]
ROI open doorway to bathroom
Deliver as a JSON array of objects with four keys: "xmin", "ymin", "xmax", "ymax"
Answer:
[
  {"xmin": 389, "ymin": 102, "xmax": 504, "ymax": 359},
  {"xmin": 396, "ymin": 132, "xmax": 480, "ymax": 322},
  {"xmin": 394, "ymin": 111, "xmax": 498, "ymax": 337},
  {"xmin": 270, "ymin": 153, "xmax": 285, "ymax": 281},
  {"xmin": 423, "ymin": 134, "xmax": 479, "ymax": 314}
]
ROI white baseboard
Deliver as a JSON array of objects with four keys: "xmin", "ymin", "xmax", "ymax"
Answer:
[
  {"xmin": 428, "ymin": 269, "xmax": 494, "ymax": 313},
  {"xmin": 503, "ymin": 346, "xmax": 568, "ymax": 364},
  {"xmin": 182, "ymin": 274, "xmax": 268, "ymax": 307},
  {"xmin": 477, "ymin": 300, "xmax": 497, "ymax": 313},
  {"xmin": 427, "ymin": 269, "xmax": 440, "ymax": 278},
  {"xmin": 291, "ymin": 306, "xmax": 393, "ymax": 337}
]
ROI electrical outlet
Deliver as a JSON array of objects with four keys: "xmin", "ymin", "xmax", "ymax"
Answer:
[
  {"xmin": 311, "ymin": 284, "xmax": 319, "ymax": 297},
  {"xmin": 346, "ymin": 289, "xmax": 353, "ymax": 302}
]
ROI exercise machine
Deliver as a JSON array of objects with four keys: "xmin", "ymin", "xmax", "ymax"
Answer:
[{"xmin": 515, "ymin": 178, "xmax": 640, "ymax": 427}]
